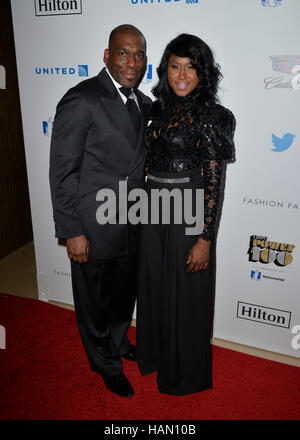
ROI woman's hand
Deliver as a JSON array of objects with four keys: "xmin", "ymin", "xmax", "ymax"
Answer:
[{"xmin": 186, "ymin": 238, "xmax": 211, "ymax": 272}]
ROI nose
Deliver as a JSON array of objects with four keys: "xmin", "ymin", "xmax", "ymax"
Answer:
[
  {"xmin": 179, "ymin": 66, "xmax": 187, "ymax": 79},
  {"xmin": 126, "ymin": 54, "xmax": 136, "ymax": 67}
]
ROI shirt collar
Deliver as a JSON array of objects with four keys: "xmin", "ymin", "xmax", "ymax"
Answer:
[
  {"xmin": 105, "ymin": 67, "xmax": 140, "ymax": 109},
  {"xmin": 105, "ymin": 67, "xmax": 137, "ymax": 96},
  {"xmin": 105, "ymin": 68, "xmax": 122, "ymax": 91}
]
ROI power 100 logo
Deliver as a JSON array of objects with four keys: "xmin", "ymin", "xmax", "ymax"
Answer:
[{"xmin": 248, "ymin": 235, "xmax": 295, "ymax": 267}]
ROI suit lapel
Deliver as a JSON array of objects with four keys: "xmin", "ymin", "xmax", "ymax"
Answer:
[
  {"xmin": 96, "ymin": 69, "xmax": 137, "ymax": 148},
  {"xmin": 126, "ymin": 91, "xmax": 152, "ymax": 175}
]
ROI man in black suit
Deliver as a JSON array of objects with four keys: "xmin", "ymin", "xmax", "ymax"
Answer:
[{"xmin": 49, "ymin": 24, "xmax": 151, "ymax": 397}]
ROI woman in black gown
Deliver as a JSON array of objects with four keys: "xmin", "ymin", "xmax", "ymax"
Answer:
[{"xmin": 136, "ymin": 34, "xmax": 236, "ymax": 395}]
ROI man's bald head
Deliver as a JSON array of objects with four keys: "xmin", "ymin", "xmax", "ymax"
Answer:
[{"xmin": 108, "ymin": 24, "xmax": 146, "ymax": 51}]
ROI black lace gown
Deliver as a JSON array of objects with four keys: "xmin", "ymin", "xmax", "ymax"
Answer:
[{"xmin": 136, "ymin": 94, "xmax": 236, "ymax": 395}]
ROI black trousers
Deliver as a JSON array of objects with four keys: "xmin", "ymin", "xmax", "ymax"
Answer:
[{"xmin": 71, "ymin": 253, "xmax": 136, "ymax": 377}]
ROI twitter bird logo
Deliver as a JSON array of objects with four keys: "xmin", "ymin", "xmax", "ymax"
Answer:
[{"xmin": 271, "ymin": 133, "xmax": 295, "ymax": 152}]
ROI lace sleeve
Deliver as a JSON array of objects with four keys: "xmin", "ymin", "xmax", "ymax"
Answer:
[
  {"xmin": 199, "ymin": 159, "xmax": 224, "ymax": 241},
  {"xmin": 198, "ymin": 105, "xmax": 236, "ymax": 241}
]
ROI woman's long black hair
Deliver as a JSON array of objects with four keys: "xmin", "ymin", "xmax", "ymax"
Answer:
[{"xmin": 152, "ymin": 33, "xmax": 222, "ymax": 109}]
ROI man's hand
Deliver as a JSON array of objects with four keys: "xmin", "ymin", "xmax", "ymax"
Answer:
[
  {"xmin": 66, "ymin": 235, "xmax": 89, "ymax": 263},
  {"xmin": 186, "ymin": 238, "xmax": 210, "ymax": 272}
]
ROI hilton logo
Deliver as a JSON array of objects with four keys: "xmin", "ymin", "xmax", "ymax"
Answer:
[
  {"xmin": 237, "ymin": 301, "xmax": 291, "ymax": 329},
  {"xmin": 34, "ymin": 0, "xmax": 82, "ymax": 16}
]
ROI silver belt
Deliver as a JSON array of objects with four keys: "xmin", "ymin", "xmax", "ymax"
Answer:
[{"xmin": 147, "ymin": 173, "xmax": 191, "ymax": 183}]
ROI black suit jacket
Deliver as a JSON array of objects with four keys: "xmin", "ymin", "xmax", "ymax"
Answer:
[{"xmin": 49, "ymin": 68, "xmax": 152, "ymax": 259}]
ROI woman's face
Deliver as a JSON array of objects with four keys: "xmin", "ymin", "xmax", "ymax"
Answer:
[{"xmin": 167, "ymin": 54, "xmax": 199, "ymax": 97}]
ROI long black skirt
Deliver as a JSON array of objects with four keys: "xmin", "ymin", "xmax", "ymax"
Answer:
[{"xmin": 136, "ymin": 170, "xmax": 214, "ymax": 396}]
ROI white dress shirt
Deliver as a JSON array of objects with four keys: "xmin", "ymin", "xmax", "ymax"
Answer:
[{"xmin": 105, "ymin": 67, "xmax": 140, "ymax": 110}]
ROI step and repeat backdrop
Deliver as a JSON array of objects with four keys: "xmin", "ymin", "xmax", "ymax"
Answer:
[{"xmin": 10, "ymin": 0, "xmax": 300, "ymax": 358}]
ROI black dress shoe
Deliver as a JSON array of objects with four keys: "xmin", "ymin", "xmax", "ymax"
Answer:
[
  {"xmin": 122, "ymin": 344, "xmax": 136, "ymax": 362},
  {"xmin": 102, "ymin": 373, "xmax": 134, "ymax": 398}
]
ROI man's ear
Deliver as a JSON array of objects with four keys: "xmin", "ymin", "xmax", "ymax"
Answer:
[{"xmin": 103, "ymin": 49, "xmax": 109, "ymax": 65}]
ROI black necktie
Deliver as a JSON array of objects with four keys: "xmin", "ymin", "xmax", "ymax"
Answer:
[{"xmin": 119, "ymin": 87, "xmax": 141, "ymax": 135}]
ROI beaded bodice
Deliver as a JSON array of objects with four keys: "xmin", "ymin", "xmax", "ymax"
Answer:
[{"xmin": 145, "ymin": 95, "xmax": 236, "ymax": 240}]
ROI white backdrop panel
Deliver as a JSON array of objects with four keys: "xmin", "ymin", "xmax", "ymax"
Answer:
[{"xmin": 10, "ymin": 0, "xmax": 300, "ymax": 358}]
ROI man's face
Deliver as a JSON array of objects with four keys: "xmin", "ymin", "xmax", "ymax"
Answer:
[{"xmin": 104, "ymin": 31, "xmax": 146, "ymax": 88}]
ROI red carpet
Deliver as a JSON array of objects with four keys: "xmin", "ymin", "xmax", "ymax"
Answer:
[{"xmin": 0, "ymin": 293, "xmax": 299, "ymax": 420}]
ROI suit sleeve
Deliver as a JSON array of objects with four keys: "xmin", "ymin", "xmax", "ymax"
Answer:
[{"xmin": 49, "ymin": 87, "xmax": 92, "ymax": 239}]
